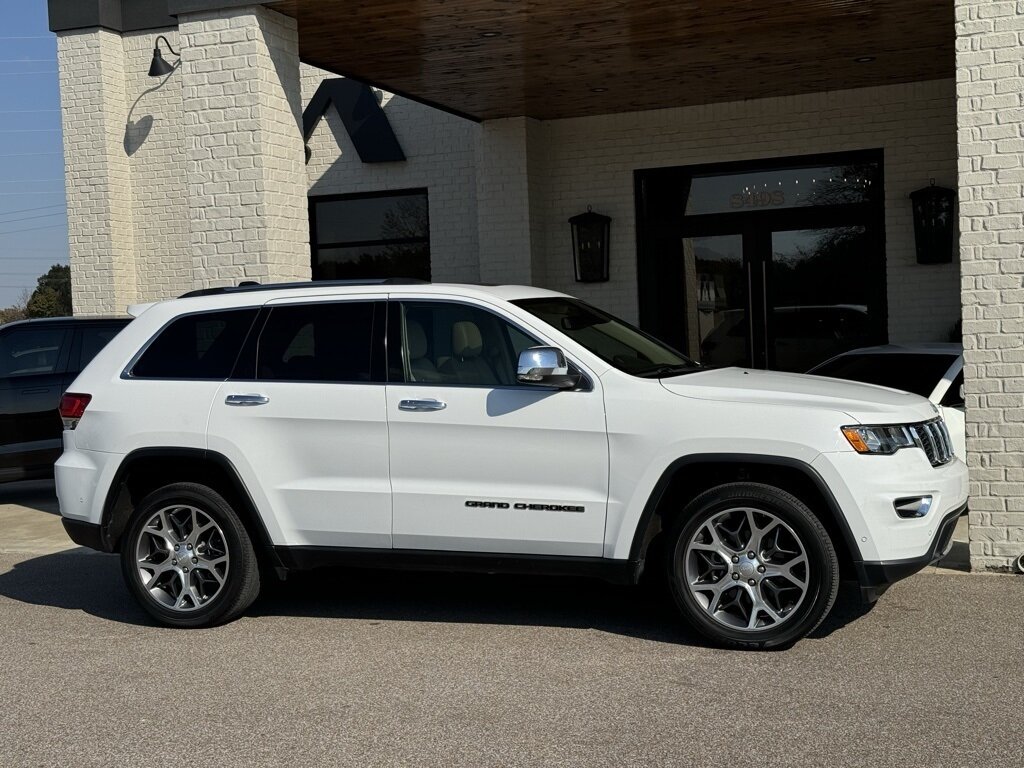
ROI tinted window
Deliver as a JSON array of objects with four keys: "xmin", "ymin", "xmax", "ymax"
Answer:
[
  {"xmin": 684, "ymin": 163, "xmax": 879, "ymax": 215},
  {"xmin": 77, "ymin": 324, "xmax": 125, "ymax": 371},
  {"xmin": 256, "ymin": 302, "xmax": 378, "ymax": 383},
  {"xmin": 399, "ymin": 302, "xmax": 539, "ymax": 386},
  {"xmin": 311, "ymin": 190, "xmax": 430, "ymax": 281},
  {"xmin": 0, "ymin": 327, "xmax": 68, "ymax": 377},
  {"xmin": 132, "ymin": 309, "xmax": 257, "ymax": 379},
  {"xmin": 808, "ymin": 353, "xmax": 958, "ymax": 398}
]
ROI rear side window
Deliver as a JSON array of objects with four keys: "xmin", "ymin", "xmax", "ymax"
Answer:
[
  {"xmin": 255, "ymin": 302, "xmax": 379, "ymax": 383},
  {"xmin": 131, "ymin": 309, "xmax": 257, "ymax": 380},
  {"xmin": 77, "ymin": 324, "xmax": 125, "ymax": 371}
]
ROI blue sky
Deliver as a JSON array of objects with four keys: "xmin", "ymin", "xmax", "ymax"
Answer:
[{"xmin": 0, "ymin": 0, "xmax": 67, "ymax": 308}]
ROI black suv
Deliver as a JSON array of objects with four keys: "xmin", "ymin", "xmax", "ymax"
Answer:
[{"xmin": 0, "ymin": 316, "xmax": 129, "ymax": 483}]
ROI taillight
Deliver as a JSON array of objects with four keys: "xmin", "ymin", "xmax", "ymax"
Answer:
[{"xmin": 59, "ymin": 393, "xmax": 91, "ymax": 430}]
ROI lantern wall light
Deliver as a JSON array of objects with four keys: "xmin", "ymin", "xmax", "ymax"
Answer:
[
  {"xmin": 910, "ymin": 179, "xmax": 955, "ymax": 265},
  {"xmin": 569, "ymin": 206, "xmax": 611, "ymax": 283}
]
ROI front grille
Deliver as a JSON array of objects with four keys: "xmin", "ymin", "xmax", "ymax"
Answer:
[{"xmin": 911, "ymin": 418, "xmax": 955, "ymax": 467}]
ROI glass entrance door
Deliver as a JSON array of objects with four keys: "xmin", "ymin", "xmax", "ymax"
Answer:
[
  {"xmin": 768, "ymin": 226, "xmax": 876, "ymax": 372},
  {"xmin": 636, "ymin": 150, "xmax": 887, "ymax": 372},
  {"xmin": 682, "ymin": 234, "xmax": 749, "ymax": 368}
]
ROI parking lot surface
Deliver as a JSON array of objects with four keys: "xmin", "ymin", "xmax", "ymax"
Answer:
[{"xmin": 0, "ymin": 486, "xmax": 1021, "ymax": 768}]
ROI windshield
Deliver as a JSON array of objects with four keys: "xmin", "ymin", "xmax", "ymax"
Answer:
[
  {"xmin": 513, "ymin": 297, "xmax": 699, "ymax": 377},
  {"xmin": 808, "ymin": 352, "xmax": 958, "ymax": 398}
]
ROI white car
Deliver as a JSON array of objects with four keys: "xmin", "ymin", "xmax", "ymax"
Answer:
[
  {"xmin": 808, "ymin": 344, "xmax": 965, "ymax": 461},
  {"xmin": 55, "ymin": 281, "xmax": 967, "ymax": 649}
]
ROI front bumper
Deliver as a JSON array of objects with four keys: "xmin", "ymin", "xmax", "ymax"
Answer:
[{"xmin": 854, "ymin": 502, "xmax": 967, "ymax": 602}]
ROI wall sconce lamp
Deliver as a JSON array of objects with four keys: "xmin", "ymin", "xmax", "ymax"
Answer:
[
  {"xmin": 569, "ymin": 206, "xmax": 611, "ymax": 282},
  {"xmin": 910, "ymin": 179, "xmax": 955, "ymax": 265},
  {"xmin": 148, "ymin": 35, "xmax": 180, "ymax": 77}
]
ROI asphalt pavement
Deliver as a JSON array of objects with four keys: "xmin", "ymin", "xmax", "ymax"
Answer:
[{"xmin": 0, "ymin": 483, "xmax": 1021, "ymax": 768}]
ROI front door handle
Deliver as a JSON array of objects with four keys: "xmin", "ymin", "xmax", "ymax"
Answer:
[
  {"xmin": 225, "ymin": 393, "xmax": 270, "ymax": 407},
  {"xmin": 398, "ymin": 398, "xmax": 447, "ymax": 412}
]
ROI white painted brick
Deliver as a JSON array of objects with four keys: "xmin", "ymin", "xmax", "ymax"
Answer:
[
  {"xmin": 180, "ymin": 7, "xmax": 310, "ymax": 288},
  {"xmin": 957, "ymin": 0, "xmax": 1024, "ymax": 572}
]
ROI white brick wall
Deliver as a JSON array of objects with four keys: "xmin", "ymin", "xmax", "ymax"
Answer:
[
  {"xmin": 122, "ymin": 31, "xmax": 191, "ymax": 301},
  {"xmin": 57, "ymin": 29, "xmax": 139, "ymax": 315},
  {"xmin": 956, "ymin": 0, "xmax": 1024, "ymax": 572},
  {"xmin": 180, "ymin": 6, "xmax": 310, "ymax": 288},
  {"xmin": 475, "ymin": 117, "xmax": 539, "ymax": 284},
  {"xmin": 301, "ymin": 64, "xmax": 480, "ymax": 283}
]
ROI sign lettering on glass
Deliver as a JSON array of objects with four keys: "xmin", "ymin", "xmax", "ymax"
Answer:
[{"xmin": 730, "ymin": 190, "xmax": 785, "ymax": 209}]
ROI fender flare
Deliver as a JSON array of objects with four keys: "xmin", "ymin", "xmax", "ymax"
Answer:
[
  {"xmin": 99, "ymin": 447, "xmax": 282, "ymax": 571},
  {"xmin": 627, "ymin": 453, "xmax": 863, "ymax": 565}
]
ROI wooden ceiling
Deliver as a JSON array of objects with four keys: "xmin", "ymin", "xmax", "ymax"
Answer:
[{"xmin": 268, "ymin": 0, "xmax": 954, "ymax": 121}]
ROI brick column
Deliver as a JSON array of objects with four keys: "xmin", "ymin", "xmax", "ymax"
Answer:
[
  {"xmin": 57, "ymin": 29, "xmax": 138, "ymax": 315},
  {"xmin": 474, "ymin": 116, "xmax": 545, "ymax": 284},
  {"xmin": 956, "ymin": 0, "xmax": 1024, "ymax": 571},
  {"xmin": 179, "ymin": 5, "xmax": 310, "ymax": 289}
]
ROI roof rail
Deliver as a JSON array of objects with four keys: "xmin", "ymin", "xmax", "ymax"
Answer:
[{"xmin": 178, "ymin": 278, "xmax": 429, "ymax": 299}]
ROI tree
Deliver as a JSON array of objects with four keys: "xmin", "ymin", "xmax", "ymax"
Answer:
[
  {"xmin": 26, "ymin": 264, "xmax": 72, "ymax": 318},
  {"xmin": 0, "ymin": 289, "xmax": 30, "ymax": 325}
]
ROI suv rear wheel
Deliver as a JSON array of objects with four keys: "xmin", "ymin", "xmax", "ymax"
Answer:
[
  {"xmin": 666, "ymin": 482, "xmax": 839, "ymax": 650},
  {"xmin": 120, "ymin": 482, "xmax": 261, "ymax": 627}
]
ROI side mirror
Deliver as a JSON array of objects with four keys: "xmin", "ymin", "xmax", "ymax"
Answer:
[{"xmin": 517, "ymin": 346, "xmax": 576, "ymax": 389}]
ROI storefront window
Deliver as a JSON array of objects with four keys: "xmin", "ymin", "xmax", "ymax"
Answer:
[
  {"xmin": 310, "ymin": 190, "xmax": 430, "ymax": 281},
  {"xmin": 684, "ymin": 163, "xmax": 879, "ymax": 216}
]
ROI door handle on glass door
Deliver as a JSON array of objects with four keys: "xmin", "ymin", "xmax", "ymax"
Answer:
[
  {"xmin": 225, "ymin": 394, "xmax": 270, "ymax": 406},
  {"xmin": 398, "ymin": 398, "xmax": 447, "ymax": 412}
]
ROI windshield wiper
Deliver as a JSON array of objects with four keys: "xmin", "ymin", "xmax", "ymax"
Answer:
[{"xmin": 636, "ymin": 363, "xmax": 701, "ymax": 378}]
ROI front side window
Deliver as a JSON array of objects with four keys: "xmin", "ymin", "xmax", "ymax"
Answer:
[
  {"xmin": 310, "ymin": 190, "xmax": 430, "ymax": 281},
  {"xmin": 513, "ymin": 298, "xmax": 697, "ymax": 377},
  {"xmin": 256, "ymin": 302, "xmax": 379, "ymax": 383},
  {"xmin": 131, "ymin": 309, "xmax": 257, "ymax": 379},
  {"xmin": 396, "ymin": 302, "xmax": 540, "ymax": 387},
  {"xmin": 0, "ymin": 327, "xmax": 68, "ymax": 377}
]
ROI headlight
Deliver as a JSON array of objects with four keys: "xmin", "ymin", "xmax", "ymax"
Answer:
[
  {"xmin": 841, "ymin": 424, "xmax": 917, "ymax": 455},
  {"xmin": 842, "ymin": 418, "xmax": 955, "ymax": 466}
]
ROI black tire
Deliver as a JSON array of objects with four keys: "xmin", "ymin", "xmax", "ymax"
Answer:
[
  {"xmin": 120, "ymin": 482, "xmax": 261, "ymax": 628},
  {"xmin": 665, "ymin": 482, "xmax": 839, "ymax": 650}
]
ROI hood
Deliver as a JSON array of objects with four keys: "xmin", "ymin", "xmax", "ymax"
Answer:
[{"xmin": 660, "ymin": 367, "xmax": 939, "ymax": 424}]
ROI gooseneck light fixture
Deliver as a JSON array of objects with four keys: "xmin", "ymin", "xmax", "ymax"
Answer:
[{"xmin": 148, "ymin": 35, "xmax": 180, "ymax": 77}]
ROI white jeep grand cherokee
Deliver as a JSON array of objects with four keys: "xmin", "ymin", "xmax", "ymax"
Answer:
[{"xmin": 56, "ymin": 281, "xmax": 967, "ymax": 649}]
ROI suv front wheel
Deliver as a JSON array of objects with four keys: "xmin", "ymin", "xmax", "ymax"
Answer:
[
  {"xmin": 666, "ymin": 482, "xmax": 839, "ymax": 650},
  {"xmin": 120, "ymin": 482, "xmax": 261, "ymax": 627}
]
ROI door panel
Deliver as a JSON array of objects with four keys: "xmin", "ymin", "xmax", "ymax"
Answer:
[
  {"xmin": 210, "ymin": 380, "xmax": 390, "ymax": 547},
  {"xmin": 387, "ymin": 299, "xmax": 609, "ymax": 556},
  {"xmin": 207, "ymin": 298, "xmax": 391, "ymax": 548},
  {"xmin": 0, "ymin": 326, "xmax": 71, "ymax": 476}
]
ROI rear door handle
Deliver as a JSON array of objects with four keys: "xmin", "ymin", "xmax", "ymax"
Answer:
[
  {"xmin": 398, "ymin": 398, "xmax": 447, "ymax": 412},
  {"xmin": 225, "ymin": 393, "xmax": 269, "ymax": 407},
  {"xmin": 20, "ymin": 387, "xmax": 51, "ymax": 395}
]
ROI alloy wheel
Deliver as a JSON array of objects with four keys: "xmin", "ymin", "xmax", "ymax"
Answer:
[
  {"xmin": 134, "ymin": 505, "xmax": 230, "ymax": 612},
  {"xmin": 682, "ymin": 507, "xmax": 809, "ymax": 631}
]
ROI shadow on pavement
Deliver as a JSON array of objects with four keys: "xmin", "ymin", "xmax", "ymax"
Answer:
[
  {"xmin": 0, "ymin": 480, "xmax": 59, "ymax": 515},
  {"xmin": 0, "ymin": 549, "xmax": 872, "ymax": 645}
]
